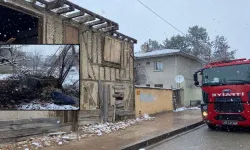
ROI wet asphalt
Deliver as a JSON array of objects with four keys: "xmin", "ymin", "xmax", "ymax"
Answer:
[{"xmin": 149, "ymin": 125, "xmax": 250, "ymax": 150}]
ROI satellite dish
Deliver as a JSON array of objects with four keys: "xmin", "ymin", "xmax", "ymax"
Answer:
[{"xmin": 175, "ymin": 75, "xmax": 184, "ymax": 83}]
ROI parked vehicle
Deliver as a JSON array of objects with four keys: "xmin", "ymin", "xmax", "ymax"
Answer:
[{"xmin": 193, "ymin": 58, "xmax": 250, "ymax": 129}]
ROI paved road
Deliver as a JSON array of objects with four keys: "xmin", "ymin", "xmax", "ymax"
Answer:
[{"xmin": 148, "ymin": 125, "xmax": 250, "ymax": 150}]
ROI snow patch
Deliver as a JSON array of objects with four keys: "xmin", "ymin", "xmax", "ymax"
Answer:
[
  {"xmin": 174, "ymin": 107, "xmax": 200, "ymax": 112},
  {"xmin": 0, "ymin": 74, "xmax": 13, "ymax": 80},
  {"xmin": 18, "ymin": 103, "xmax": 79, "ymax": 110},
  {"xmin": 134, "ymin": 49, "xmax": 180, "ymax": 58}
]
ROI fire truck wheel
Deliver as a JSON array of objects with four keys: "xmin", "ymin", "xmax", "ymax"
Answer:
[{"xmin": 207, "ymin": 123, "xmax": 216, "ymax": 130}]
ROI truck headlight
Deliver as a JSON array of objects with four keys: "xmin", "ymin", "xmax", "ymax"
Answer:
[{"xmin": 202, "ymin": 111, "xmax": 208, "ymax": 117}]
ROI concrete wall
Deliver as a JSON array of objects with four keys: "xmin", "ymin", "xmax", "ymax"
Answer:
[
  {"xmin": 135, "ymin": 87, "xmax": 173, "ymax": 117},
  {"xmin": 176, "ymin": 56, "xmax": 202, "ymax": 106}
]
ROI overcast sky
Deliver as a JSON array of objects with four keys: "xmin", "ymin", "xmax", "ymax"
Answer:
[
  {"xmin": 21, "ymin": 45, "xmax": 61, "ymax": 56},
  {"xmin": 19, "ymin": 45, "xmax": 79, "ymax": 57},
  {"xmin": 70, "ymin": 0, "xmax": 250, "ymax": 59}
]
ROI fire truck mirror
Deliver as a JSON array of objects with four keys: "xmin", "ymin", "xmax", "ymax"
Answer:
[
  {"xmin": 194, "ymin": 81, "xmax": 200, "ymax": 86},
  {"xmin": 193, "ymin": 73, "xmax": 198, "ymax": 81}
]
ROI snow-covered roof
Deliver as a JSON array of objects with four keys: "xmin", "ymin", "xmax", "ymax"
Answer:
[
  {"xmin": 134, "ymin": 49, "xmax": 180, "ymax": 58},
  {"xmin": 134, "ymin": 49, "xmax": 202, "ymax": 64}
]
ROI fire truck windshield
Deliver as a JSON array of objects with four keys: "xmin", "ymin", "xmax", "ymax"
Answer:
[{"xmin": 202, "ymin": 64, "xmax": 250, "ymax": 86}]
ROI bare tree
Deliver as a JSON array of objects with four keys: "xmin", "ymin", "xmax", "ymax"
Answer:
[
  {"xmin": 46, "ymin": 45, "xmax": 79, "ymax": 88},
  {"xmin": 0, "ymin": 45, "xmax": 30, "ymax": 74}
]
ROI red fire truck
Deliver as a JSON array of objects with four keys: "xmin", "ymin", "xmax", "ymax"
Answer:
[{"xmin": 193, "ymin": 58, "xmax": 250, "ymax": 129}]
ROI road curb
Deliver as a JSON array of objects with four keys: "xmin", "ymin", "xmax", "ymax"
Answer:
[{"xmin": 120, "ymin": 121, "xmax": 204, "ymax": 150}]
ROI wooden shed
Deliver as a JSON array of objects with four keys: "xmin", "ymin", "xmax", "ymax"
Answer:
[{"xmin": 0, "ymin": 0, "xmax": 137, "ymax": 130}]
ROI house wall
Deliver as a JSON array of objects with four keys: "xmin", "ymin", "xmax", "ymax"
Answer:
[
  {"xmin": 135, "ymin": 55, "xmax": 177, "ymax": 89},
  {"xmin": 135, "ymin": 87, "xmax": 173, "ymax": 117},
  {"xmin": 135, "ymin": 54, "xmax": 203, "ymax": 107},
  {"xmin": 176, "ymin": 55, "xmax": 202, "ymax": 106}
]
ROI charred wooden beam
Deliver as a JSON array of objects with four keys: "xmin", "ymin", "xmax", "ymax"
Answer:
[
  {"xmin": 6, "ymin": 38, "xmax": 16, "ymax": 44},
  {"xmin": 36, "ymin": 0, "xmax": 49, "ymax": 5},
  {"xmin": 29, "ymin": 0, "xmax": 37, "ymax": 4},
  {"xmin": 113, "ymin": 32, "xmax": 137, "ymax": 43},
  {"xmin": 85, "ymin": 20, "xmax": 105, "ymax": 27},
  {"xmin": 94, "ymin": 23, "xmax": 109, "ymax": 30},
  {"xmin": 65, "ymin": 0, "xmax": 119, "ymax": 28},
  {"xmin": 46, "ymin": 0, "xmax": 65, "ymax": 10},
  {"xmin": 65, "ymin": 11, "xmax": 85, "ymax": 19},
  {"xmin": 77, "ymin": 15, "xmax": 96, "ymax": 24},
  {"xmin": 56, "ymin": 6, "xmax": 74, "ymax": 14},
  {"xmin": 32, "ymin": 3, "xmax": 45, "ymax": 11},
  {"xmin": 101, "ymin": 26, "xmax": 118, "ymax": 32}
]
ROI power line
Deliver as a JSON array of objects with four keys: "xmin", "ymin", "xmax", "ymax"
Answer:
[
  {"xmin": 137, "ymin": 0, "xmax": 216, "ymax": 63},
  {"xmin": 137, "ymin": 0, "xmax": 185, "ymax": 35}
]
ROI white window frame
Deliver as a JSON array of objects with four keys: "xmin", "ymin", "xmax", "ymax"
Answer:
[{"xmin": 154, "ymin": 62, "xmax": 163, "ymax": 72}]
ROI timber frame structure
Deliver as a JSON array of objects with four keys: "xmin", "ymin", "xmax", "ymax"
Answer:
[{"xmin": 0, "ymin": 0, "xmax": 137, "ymax": 128}]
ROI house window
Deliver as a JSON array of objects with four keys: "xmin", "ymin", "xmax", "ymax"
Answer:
[
  {"xmin": 154, "ymin": 84, "xmax": 163, "ymax": 88},
  {"xmin": 146, "ymin": 84, "xmax": 150, "ymax": 87},
  {"xmin": 154, "ymin": 62, "xmax": 163, "ymax": 71},
  {"xmin": 146, "ymin": 62, "xmax": 150, "ymax": 65}
]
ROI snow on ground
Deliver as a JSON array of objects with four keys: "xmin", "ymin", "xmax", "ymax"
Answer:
[
  {"xmin": 18, "ymin": 103, "xmax": 79, "ymax": 110},
  {"xmin": 0, "ymin": 114, "xmax": 155, "ymax": 150},
  {"xmin": 0, "ymin": 74, "xmax": 13, "ymax": 80},
  {"xmin": 174, "ymin": 107, "xmax": 200, "ymax": 112}
]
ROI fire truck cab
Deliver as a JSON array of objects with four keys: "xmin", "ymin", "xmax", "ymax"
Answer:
[{"xmin": 193, "ymin": 58, "xmax": 250, "ymax": 129}]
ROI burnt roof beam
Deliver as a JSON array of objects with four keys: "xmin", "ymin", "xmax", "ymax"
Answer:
[
  {"xmin": 46, "ymin": 0, "xmax": 65, "ymax": 10},
  {"xmin": 64, "ymin": 0, "xmax": 119, "ymax": 28},
  {"xmin": 113, "ymin": 32, "xmax": 137, "ymax": 44},
  {"xmin": 85, "ymin": 20, "xmax": 105, "ymax": 27},
  {"xmin": 77, "ymin": 15, "xmax": 96, "ymax": 24},
  {"xmin": 36, "ymin": 0, "xmax": 49, "ymax": 5},
  {"xmin": 56, "ymin": 6, "xmax": 75, "ymax": 14},
  {"xmin": 65, "ymin": 11, "xmax": 85, "ymax": 19},
  {"xmin": 101, "ymin": 26, "xmax": 118, "ymax": 32},
  {"xmin": 94, "ymin": 23, "xmax": 109, "ymax": 30}
]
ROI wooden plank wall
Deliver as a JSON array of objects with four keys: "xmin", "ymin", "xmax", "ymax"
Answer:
[
  {"xmin": 80, "ymin": 30, "xmax": 135, "ymax": 112},
  {"xmin": 0, "ymin": 118, "xmax": 67, "ymax": 143}
]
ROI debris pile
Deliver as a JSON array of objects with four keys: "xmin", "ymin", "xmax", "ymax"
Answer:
[
  {"xmin": 0, "ymin": 115, "xmax": 155, "ymax": 150},
  {"xmin": 0, "ymin": 76, "xmax": 40, "ymax": 109},
  {"xmin": 80, "ymin": 114, "xmax": 155, "ymax": 136}
]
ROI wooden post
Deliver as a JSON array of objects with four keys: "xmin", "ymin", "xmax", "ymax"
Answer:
[
  {"xmin": 113, "ymin": 105, "xmax": 116, "ymax": 122},
  {"xmin": 98, "ymin": 80, "xmax": 104, "ymax": 123},
  {"xmin": 103, "ymin": 85, "xmax": 109, "ymax": 123},
  {"xmin": 72, "ymin": 111, "xmax": 78, "ymax": 132}
]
